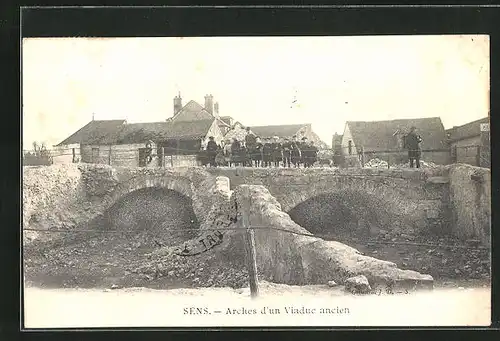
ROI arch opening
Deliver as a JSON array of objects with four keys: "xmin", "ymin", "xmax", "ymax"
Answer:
[
  {"xmin": 287, "ymin": 190, "xmax": 393, "ymax": 244},
  {"xmin": 93, "ymin": 187, "xmax": 200, "ymax": 248}
]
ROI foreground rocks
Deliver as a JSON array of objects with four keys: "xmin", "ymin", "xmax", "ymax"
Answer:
[{"xmin": 344, "ymin": 275, "xmax": 371, "ymax": 294}]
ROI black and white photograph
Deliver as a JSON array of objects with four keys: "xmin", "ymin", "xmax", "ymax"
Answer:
[{"xmin": 22, "ymin": 35, "xmax": 491, "ymax": 328}]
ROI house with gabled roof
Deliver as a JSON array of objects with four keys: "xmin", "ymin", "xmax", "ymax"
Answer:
[
  {"xmin": 445, "ymin": 117, "xmax": 490, "ymax": 166},
  {"xmin": 223, "ymin": 123, "xmax": 328, "ymax": 148},
  {"xmin": 54, "ymin": 92, "xmax": 228, "ymax": 167},
  {"xmin": 169, "ymin": 93, "xmax": 232, "ymax": 135},
  {"xmin": 53, "ymin": 119, "xmax": 126, "ymax": 164},
  {"xmin": 341, "ymin": 117, "xmax": 450, "ymax": 167}
]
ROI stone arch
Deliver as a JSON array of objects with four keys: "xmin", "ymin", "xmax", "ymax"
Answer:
[
  {"xmin": 98, "ymin": 174, "xmax": 196, "ymax": 220},
  {"xmin": 277, "ymin": 175, "xmax": 412, "ymax": 213},
  {"xmin": 280, "ymin": 174, "xmax": 431, "ymax": 238}
]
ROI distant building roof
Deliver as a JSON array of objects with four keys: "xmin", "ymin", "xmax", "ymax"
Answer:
[
  {"xmin": 346, "ymin": 117, "xmax": 448, "ymax": 152},
  {"xmin": 446, "ymin": 117, "xmax": 490, "ymax": 142},
  {"xmin": 56, "ymin": 120, "xmax": 126, "ymax": 146},
  {"xmin": 104, "ymin": 119, "xmax": 215, "ymax": 144},
  {"xmin": 224, "ymin": 126, "xmax": 253, "ymax": 142},
  {"xmin": 171, "ymin": 100, "xmax": 214, "ymax": 122},
  {"xmin": 219, "ymin": 116, "xmax": 234, "ymax": 126},
  {"xmin": 249, "ymin": 124, "xmax": 309, "ymax": 139}
]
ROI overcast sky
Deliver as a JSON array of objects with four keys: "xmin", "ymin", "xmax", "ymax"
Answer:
[{"xmin": 22, "ymin": 35, "xmax": 489, "ymax": 148}]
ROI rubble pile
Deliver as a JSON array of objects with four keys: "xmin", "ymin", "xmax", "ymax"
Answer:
[
  {"xmin": 330, "ymin": 232, "xmax": 490, "ymax": 281},
  {"xmin": 363, "ymin": 158, "xmax": 438, "ymax": 169},
  {"xmin": 364, "ymin": 158, "xmax": 389, "ymax": 169},
  {"xmin": 24, "ymin": 228, "xmax": 256, "ymax": 289},
  {"xmin": 393, "ymin": 160, "xmax": 439, "ymax": 169}
]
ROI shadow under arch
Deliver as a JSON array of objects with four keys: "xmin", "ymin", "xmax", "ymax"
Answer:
[
  {"xmin": 97, "ymin": 186, "xmax": 200, "ymax": 247},
  {"xmin": 287, "ymin": 189, "xmax": 400, "ymax": 241}
]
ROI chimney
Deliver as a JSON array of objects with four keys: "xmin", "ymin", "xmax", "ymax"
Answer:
[
  {"xmin": 214, "ymin": 102, "xmax": 219, "ymax": 118},
  {"xmin": 204, "ymin": 94, "xmax": 214, "ymax": 115},
  {"xmin": 173, "ymin": 92, "xmax": 182, "ymax": 116}
]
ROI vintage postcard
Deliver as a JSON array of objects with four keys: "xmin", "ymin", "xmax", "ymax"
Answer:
[{"xmin": 22, "ymin": 35, "xmax": 491, "ymax": 328}]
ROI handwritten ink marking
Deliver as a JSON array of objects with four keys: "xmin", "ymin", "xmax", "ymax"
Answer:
[{"xmin": 175, "ymin": 230, "xmax": 225, "ymax": 256}]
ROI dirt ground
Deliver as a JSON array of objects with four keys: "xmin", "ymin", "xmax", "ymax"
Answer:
[
  {"xmin": 332, "ymin": 234, "xmax": 490, "ymax": 281},
  {"xmin": 23, "ymin": 224, "xmax": 490, "ymax": 291}
]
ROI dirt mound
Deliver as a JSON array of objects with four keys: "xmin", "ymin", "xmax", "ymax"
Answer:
[
  {"xmin": 23, "ymin": 226, "xmax": 253, "ymax": 289},
  {"xmin": 23, "ymin": 164, "xmax": 87, "ymax": 243}
]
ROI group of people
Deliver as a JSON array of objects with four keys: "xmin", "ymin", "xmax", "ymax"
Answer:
[{"xmin": 200, "ymin": 127, "xmax": 319, "ymax": 168}]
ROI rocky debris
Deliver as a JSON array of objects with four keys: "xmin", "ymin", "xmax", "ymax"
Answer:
[
  {"xmin": 344, "ymin": 275, "xmax": 371, "ymax": 294},
  {"xmin": 364, "ymin": 158, "xmax": 389, "ymax": 169},
  {"xmin": 393, "ymin": 160, "xmax": 438, "ymax": 169},
  {"xmin": 327, "ymin": 280, "xmax": 338, "ymax": 287},
  {"xmin": 330, "ymin": 232, "xmax": 491, "ymax": 281},
  {"xmin": 363, "ymin": 158, "xmax": 438, "ymax": 169}
]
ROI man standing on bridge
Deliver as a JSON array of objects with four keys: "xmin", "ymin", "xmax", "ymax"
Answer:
[
  {"xmin": 206, "ymin": 136, "xmax": 219, "ymax": 167},
  {"xmin": 404, "ymin": 126, "xmax": 423, "ymax": 168}
]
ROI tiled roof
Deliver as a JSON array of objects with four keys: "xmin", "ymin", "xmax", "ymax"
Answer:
[
  {"xmin": 56, "ymin": 120, "xmax": 126, "ymax": 146},
  {"xmin": 446, "ymin": 117, "xmax": 490, "ymax": 142},
  {"xmin": 346, "ymin": 117, "xmax": 448, "ymax": 152},
  {"xmin": 219, "ymin": 116, "xmax": 234, "ymax": 126},
  {"xmin": 171, "ymin": 100, "xmax": 214, "ymax": 122},
  {"xmin": 248, "ymin": 124, "xmax": 308, "ymax": 139},
  {"xmin": 101, "ymin": 119, "xmax": 215, "ymax": 144}
]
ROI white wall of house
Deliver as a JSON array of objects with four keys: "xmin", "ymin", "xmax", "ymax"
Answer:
[
  {"xmin": 201, "ymin": 120, "xmax": 224, "ymax": 147},
  {"xmin": 340, "ymin": 124, "xmax": 358, "ymax": 156}
]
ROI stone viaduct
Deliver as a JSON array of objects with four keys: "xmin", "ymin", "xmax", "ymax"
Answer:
[
  {"xmin": 23, "ymin": 163, "xmax": 490, "ymax": 245},
  {"xmin": 23, "ymin": 163, "xmax": 490, "ymax": 288},
  {"xmin": 79, "ymin": 165, "xmax": 451, "ymax": 235}
]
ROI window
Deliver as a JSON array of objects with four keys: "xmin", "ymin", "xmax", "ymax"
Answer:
[{"xmin": 348, "ymin": 140, "xmax": 353, "ymax": 155}]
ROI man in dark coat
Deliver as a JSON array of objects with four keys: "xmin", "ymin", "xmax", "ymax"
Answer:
[
  {"xmin": 282, "ymin": 137, "xmax": 292, "ymax": 168},
  {"xmin": 252, "ymin": 137, "xmax": 263, "ymax": 167},
  {"xmin": 309, "ymin": 141, "xmax": 318, "ymax": 167},
  {"xmin": 244, "ymin": 127, "xmax": 257, "ymax": 167},
  {"xmin": 239, "ymin": 144, "xmax": 249, "ymax": 167},
  {"xmin": 291, "ymin": 135, "xmax": 302, "ymax": 168},
  {"xmin": 300, "ymin": 137, "xmax": 310, "ymax": 168},
  {"xmin": 404, "ymin": 126, "xmax": 423, "ymax": 168},
  {"xmin": 271, "ymin": 136, "xmax": 282, "ymax": 167},
  {"xmin": 262, "ymin": 137, "xmax": 273, "ymax": 167},
  {"xmin": 231, "ymin": 138, "xmax": 242, "ymax": 167},
  {"xmin": 206, "ymin": 136, "xmax": 219, "ymax": 167}
]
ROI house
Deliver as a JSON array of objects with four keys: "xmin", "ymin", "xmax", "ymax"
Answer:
[
  {"xmin": 224, "ymin": 123, "xmax": 328, "ymax": 148},
  {"xmin": 445, "ymin": 117, "xmax": 490, "ymax": 166},
  {"xmin": 55, "ymin": 93, "xmax": 227, "ymax": 167},
  {"xmin": 341, "ymin": 117, "xmax": 450, "ymax": 167},
  {"xmin": 169, "ymin": 93, "xmax": 232, "ymax": 136},
  {"xmin": 56, "ymin": 118, "xmax": 222, "ymax": 167},
  {"xmin": 54, "ymin": 119, "xmax": 126, "ymax": 164}
]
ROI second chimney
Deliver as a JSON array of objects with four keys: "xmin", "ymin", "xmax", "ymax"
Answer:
[
  {"xmin": 214, "ymin": 102, "xmax": 219, "ymax": 118},
  {"xmin": 173, "ymin": 92, "xmax": 182, "ymax": 116},
  {"xmin": 204, "ymin": 94, "xmax": 214, "ymax": 115}
]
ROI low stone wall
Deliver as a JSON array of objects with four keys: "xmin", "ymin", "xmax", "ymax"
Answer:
[
  {"xmin": 231, "ymin": 185, "xmax": 434, "ymax": 289},
  {"xmin": 448, "ymin": 164, "xmax": 491, "ymax": 244}
]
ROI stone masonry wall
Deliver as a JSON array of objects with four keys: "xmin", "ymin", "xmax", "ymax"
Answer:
[
  {"xmin": 208, "ymin": 167, "xmax": 450, "ymax": 237},
  {"xmin": 448, "ymin": 164, "xmax": 491, "ymax": 244}
]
